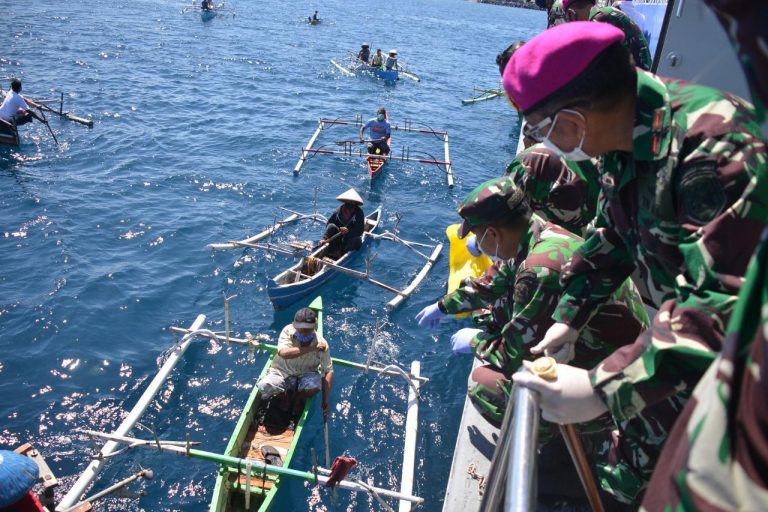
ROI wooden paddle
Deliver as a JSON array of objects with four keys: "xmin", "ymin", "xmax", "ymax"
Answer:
[{"xmin": 37, "ymin": 107, "xmax": 59, "ymax": 147}]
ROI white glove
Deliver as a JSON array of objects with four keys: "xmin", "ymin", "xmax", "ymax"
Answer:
[
  {"xmin": 465, "ymin": 234, "xmax": 481, "ymax": 257},
  {"xmin": 415, "ymin": 302, "xmax": 446, "ymax": 329},
  {"xmin": 530, "ymin": 322, "xmax": 579, "ymax": 363},
  {"xmin": 512, "ymin": 361, "xmax": 608, "ymax": 424},
  {"xmin": 450, "ymin": 328, "xmax": 481, "ymax": 354}
]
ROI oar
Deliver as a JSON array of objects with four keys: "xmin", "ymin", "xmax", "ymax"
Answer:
[
  {"xmin": 324, "ymin": 414, "xmax": 331, "ymax": 468},
  {"xmin": 310, "ymin": 257, "xmax": 406, "ymax": 296},
  {"xmin": 37, "ymin": 107, "xmax": 59, "ymax": 147},
  {"xmin": 37, "ymin": 102, "xmax": 93, "ymax": 127},
  {"xmin": 168, "ymin": 326, "xmax": 430, "ymax": 383}
]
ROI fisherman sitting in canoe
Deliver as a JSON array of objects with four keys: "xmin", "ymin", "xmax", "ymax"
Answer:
[
  {"xmin": 357, "ymin": 43, "xmax": 370, "ymax": 64},
  {"xmin": 385, "ymin": 49, "xmax": 398, "ymax": 71},
  {"xmin": 370, "ymin": 48, "xmax": 384, "ymax": 68},
  {"xmin": 319, "ymin": 188, "xmax": 366, "ymax": 260},
  {"xmin": 257, "ymin": 307, "xmax": 333, "ymax": 417},
  {"xmin": 201, "ymin": 0, "xmax": 212, "ymax": 11},
  {"xmin": 0, "ymin": 79, "xmax": 48, "ymax": 128},
  {"xmin": 360, "ymin": 107, "xmax": 391, "ymax": 156}
]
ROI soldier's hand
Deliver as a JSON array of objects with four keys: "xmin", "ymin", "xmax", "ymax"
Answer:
[
  {"xmin": 530, "ymin": 322, "xmax": 579, "ymax": 363},
  {"xmin": 512, "ymin": 361, "xmax": 608, "ymax": 424},
  {"xmin": 415, "ymin": 302, "xmax": 445, "ymax": 329},
  {"xmin": 316, "ymin": 340, "xmax": 328, "ymax": 352}
]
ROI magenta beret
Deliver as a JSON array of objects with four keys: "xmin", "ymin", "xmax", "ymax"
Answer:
[{"xmin": 502, "ymin": 22, "xmax": 624, "ymax": 112}]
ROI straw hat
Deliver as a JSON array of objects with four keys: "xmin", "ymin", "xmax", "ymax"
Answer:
[{"xmin": 336, "ymin": 188, "xmax": 364, "ymax": 206}]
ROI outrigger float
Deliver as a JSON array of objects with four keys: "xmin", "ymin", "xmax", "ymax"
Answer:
[
  {"xmin": 461, "ymin": 88, "xmax": 504, "ymax": 105},
  {"xmin": 55, "ymin": 301, "xmax": 427, "ymax": 512},
  {"xmin": 209, "ymin": 204, "xmax": 443, "ymax": 309},
  {"xmin": 293, "ymin": 114, "xmax": 455, "ymax": 188}
]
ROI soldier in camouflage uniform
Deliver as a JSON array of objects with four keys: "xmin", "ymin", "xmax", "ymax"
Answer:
[
  {"xmin": 562, "ymin": 0, "xmax": 652, "ymax": 70},
  {"xmin": 505, "ymin": 143, "xmax": 600, "ymax": 237},
  {"xmin": 547, "ymin": 0, "xmax": 567, "ymax": 27},
  {"xmin": 506, "ymin": 21, "xmax": 767, "ymax": 502}
]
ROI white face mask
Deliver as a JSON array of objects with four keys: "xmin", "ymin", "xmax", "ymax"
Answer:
[
  {"xmin": 541, "ymin": 109, "xmax": 592, "ymax": 162},
  {"xmin": 477, "ymin": 228, "xmax": 504, "ymax": 262}
]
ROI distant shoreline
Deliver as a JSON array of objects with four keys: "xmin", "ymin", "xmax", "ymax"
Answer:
[{"xmin": 474, "ymin": 0, "xmax": 545, "ymax": 10}]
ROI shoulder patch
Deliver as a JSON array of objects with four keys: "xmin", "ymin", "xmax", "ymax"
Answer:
[
  {"xmin": 513, "ymin": 270, "xmax": 538, "ymax": 305},
  {"xmin": 677, "ymin": 160, "xmax": 726, "ymax": 225}
]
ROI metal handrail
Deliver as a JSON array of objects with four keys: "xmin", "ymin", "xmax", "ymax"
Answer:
[{"xmin": 479, "ymin": 369, "xmax": 540, "ymax": 511}]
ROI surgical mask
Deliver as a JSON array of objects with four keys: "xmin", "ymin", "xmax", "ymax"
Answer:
[
  {"xmin": 541, "ymin": 110, "xmax": 592, "ymax": 162},
  {"xmin": 477, "ymin": 229, "xmax": 504, "ymax": 262},
  {"xmin": 377, "ymin": 113, "xmax": 385, "ymax": 122},
  {"xmin": 293, "ymin": 331, "xmax": 316, "ymax": 345}
]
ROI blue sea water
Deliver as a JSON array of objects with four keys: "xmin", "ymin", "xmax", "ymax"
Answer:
[{"xmin": 0, "ymin": 0, "xmax": 543, "ymax": 509}]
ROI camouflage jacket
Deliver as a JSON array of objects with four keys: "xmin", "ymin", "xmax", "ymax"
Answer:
[
  {"xmin": 641, "ymin": 229, "xmax": 768, "ymax": 511},
  {"xmin": 553, "ymin": 70, "xmax": 768, "ymax": 422},
  {"xmin": 440, "ymin": 216, "xmax": 649, "ymax": 374},
  {"xmin": 505, "ymin": 143, "xmax": 600, "ymax": 237},
  {"xmin": 547, "ymin": 0, "xmax": 566, "ymax": 28},
  {"xmin": 589, "ymin": 6, "xmax": 652, "ymax": 70}
]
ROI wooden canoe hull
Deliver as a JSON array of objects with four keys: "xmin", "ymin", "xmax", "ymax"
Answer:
[
  {"xmin": 367, "ymin": 155, "xmax": 386, "ymax": 179},
  {"xmin": 201, "ymin": 10, "xmax": 217, "ymax": 21},
  {"xmin": 0, "ymin": 120, "xmax": 20, "ymax": 146},
  {"xmin": 267, "ymin": 208, "xmax": 381, "ymax": 309},
  {"xmin": 209, "ymin": 297, "xmax": 324, "ymax": 512}
]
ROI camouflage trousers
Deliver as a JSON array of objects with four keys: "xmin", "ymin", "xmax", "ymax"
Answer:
[{"xmin": 467, "ymin": 363, "xmax": 687, "ymax": 505}]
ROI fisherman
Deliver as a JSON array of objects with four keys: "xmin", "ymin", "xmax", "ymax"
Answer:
[
  {"xmin": 256, "ymin": 307, "xmax": 333, "ymax": 417},
  {"xmin": 313, "ymin": 10, "xmax": 318, "ymax": 21},
  {"xmin": 503, "ymin": 22, "xmax": 767, "ymax": 499},
  {"xmin": 201, "ymin": 0, "xmax": 212, "ymax": 11},
  {"xmin": 357, "ymin": 43, "xmax": 370, "ymax": 64},
  {"xmin": 562, "ymin": 0, "xmax": 652, "ymax": 70},
  {"xmin": 415, "ymin": 177, "xmax": 683, "ymax": 503},
  {"xmin": 370, "ymin": 48, "xmax": 384, "ymax": 68},
  {"xmin": 359, "ymin": 107, "xmax": 391, "ymax": 156},
  {"xmin": 319, "ymin": 188, "xmax": 366, "ymax": 260},
  {"xmin": 384, "ymin": 49, "xmax": 398, "ymax": 71},
  {"xmin": 0, "ymin": 79, "xmax": 47, "ymax": 127}
]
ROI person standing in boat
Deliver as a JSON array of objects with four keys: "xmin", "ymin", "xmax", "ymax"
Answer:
[
  {"xmin": 257, "ymin": 307, "xmax": 333, "ymax": 417},
  {"xmin": 501, "ymin": 22, "xmax": 767, "ymax": 500},
  {"xmin": 200, "ymin": 0, "xmax": 212, "ymax": 11},
  {"xmin": 313, "ymin": 10, "xmax": 319, "ymax": 21},
  {"xmin": 384, "ymin": 49, "xmax": 398, "ymax": 71},
  {"xmin": 360, "ymin": 107, "xmax": 391, "ymax": 156},
  {"xmin": 320, "ymin": 188, "xmax": 366, "ymax": 260},
  {"xmin": 0, "ymin": 79, "xmax": 47, "ymax": 127},
  {"xmin": 370, "ymin": 48, "xmax": 384, "ymax": 69},
  {"xmin": 562, "ymin": 0, "xmax": 652, "ymax": 70},
  {"xmin": 357, "ymin": 43, "xmax": 370, "ymax": 64}
]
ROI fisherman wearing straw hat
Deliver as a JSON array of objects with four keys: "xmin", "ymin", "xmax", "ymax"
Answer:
[
  {"xmin": 257, "ymin": 307, "xmax": 333, "ymax": 417},
  {"xmin": 385, "ymin": 49, "xmax": 398, "ymax": 71},
  {"xmin": 320, "ymin": 188, "xmax": 366, "ymax": 260}
]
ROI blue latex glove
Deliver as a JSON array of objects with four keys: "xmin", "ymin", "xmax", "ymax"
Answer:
[
  {"xmin": 450, "ymin": 328, "xmax": 482, "ymax": 354},
  {"xmin": 415, "ymin": 302, "xmax": 445, "ymax": 329},
  {"xmin": 465, "ymin": 234, "xmax": 481, "ymax": 257}
]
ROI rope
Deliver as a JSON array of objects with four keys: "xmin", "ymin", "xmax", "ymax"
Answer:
[
  {"xmin": 467, "ymin": 463, "xmax": 486, "ymax": 496},
  {"xmin": 351, "ymin": 477, "xmax": 395, "ymax": 512}
]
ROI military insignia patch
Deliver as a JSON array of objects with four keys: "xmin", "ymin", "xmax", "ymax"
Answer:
[
  {"xmin": 677, "ymin": 161, "xmax": 726, "ymax": 225},
  {"xmin": 513, "ymin": 270, "xmax": 538, "ymax": 305}
]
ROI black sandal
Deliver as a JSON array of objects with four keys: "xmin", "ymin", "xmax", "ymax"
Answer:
[{"xmin": 261, "ymin": 445, "xmax": 283, "ymax": 467}]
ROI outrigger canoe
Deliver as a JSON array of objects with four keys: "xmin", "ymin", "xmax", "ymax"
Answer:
[
  {"xmin": 0, "ymin": 119, "xmax": 20, "ymax": 146},
  {"xmin": 267, "ymin": 209, "xmax": 381, "ymax": 309},
  {"xmin": 209, "ymin": 296, "xmax": 323, "ymax": 512},
  {"xmin": 367, "ymin": 155, "xmax": 387, "ymax": 178}
]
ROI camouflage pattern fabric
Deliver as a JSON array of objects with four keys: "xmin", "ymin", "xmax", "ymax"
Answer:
[
  {"xmin": 701, "ymin": 0, "xmax": 768, "ymax": 138},
  {"xmin": 589, "ymin": 6, "xmax": 652, "ymax": 70},
  {"xmin": 551, "ymin": 70, "xmax": 768, "ymax": 423},
  {"xmin": 505, "ymin": 143, "xmax": 600, "ymax": 236},
  {"xmin": 640, "ymin": 228, "xmax": 768, "ymax": 511},
  {"xmin": 547, "ymin": 0, "xmax": 567, "ymax": 27}
]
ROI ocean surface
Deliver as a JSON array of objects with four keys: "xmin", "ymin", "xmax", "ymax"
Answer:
[{"xmin": 0, "ymin": 0, "xmax": 543, "ymax": 510}]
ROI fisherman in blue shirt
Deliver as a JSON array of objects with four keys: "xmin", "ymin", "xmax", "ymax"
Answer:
[{"xmin": 360, "ymin": 107, "xmax": 391, "ymax": 156}]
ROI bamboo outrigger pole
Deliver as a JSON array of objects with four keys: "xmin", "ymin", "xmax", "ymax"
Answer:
[{"xmin": 79, "ymin": 430, "xmax": 424, "ymax": 505}]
